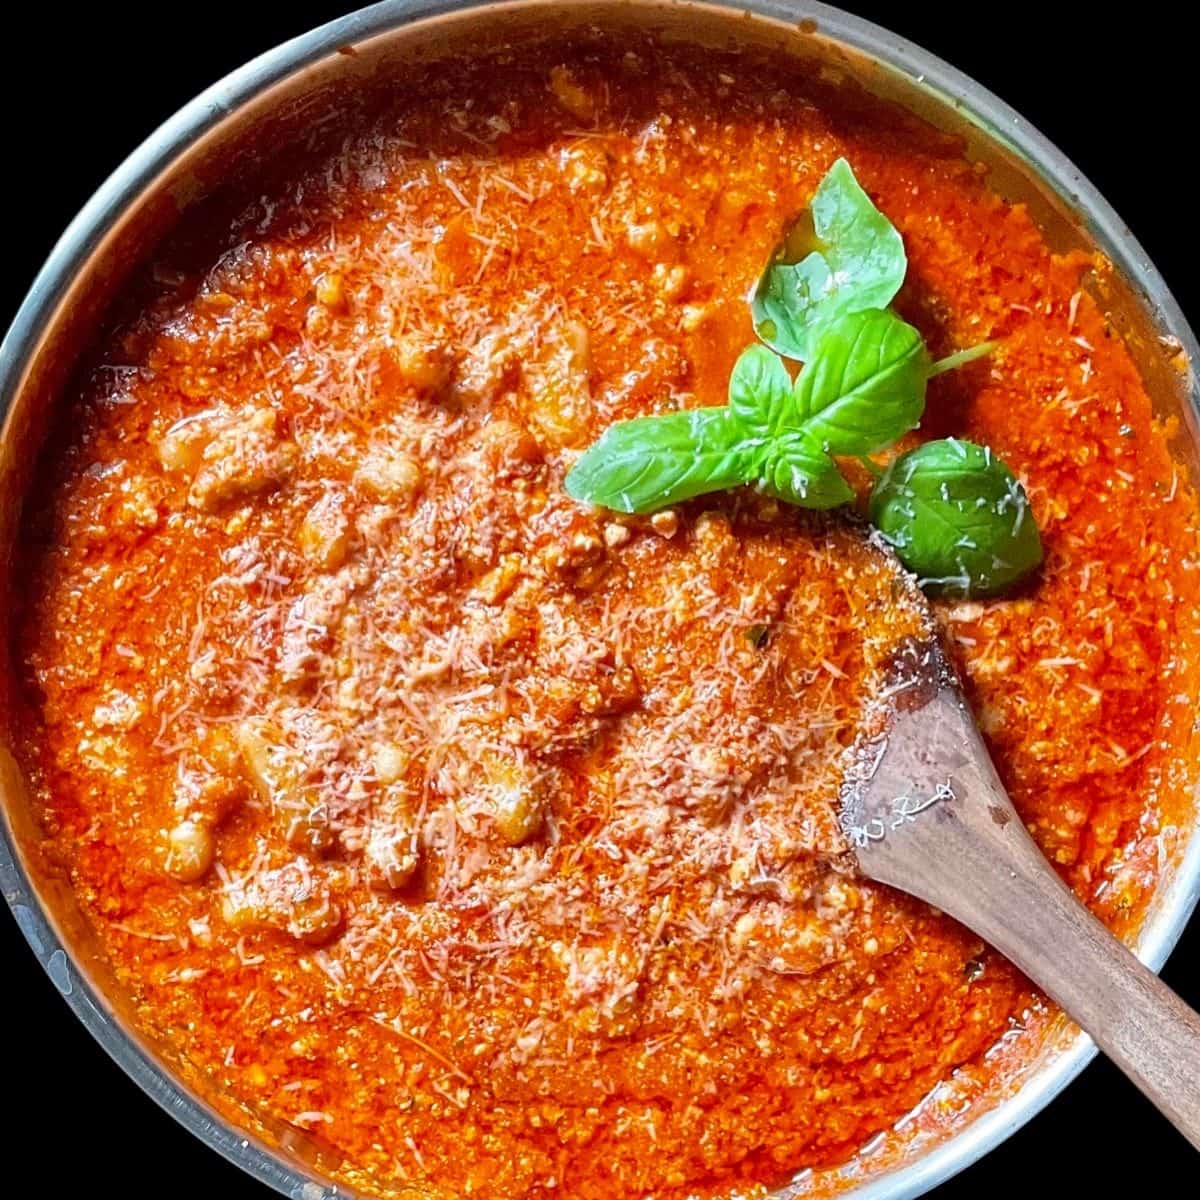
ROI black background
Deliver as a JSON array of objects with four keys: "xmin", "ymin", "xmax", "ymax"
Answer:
[{"xmin": 2, "ymin": 2, "xmax": 1197, "ymax": 1195}]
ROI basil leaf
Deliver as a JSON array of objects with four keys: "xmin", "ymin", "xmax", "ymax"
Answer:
[
  {"xmin": 869, "ymin": 439, "xmax": 1043, "ymax": 597},
  {"xmin": 793, "ymin": 308, "xmax": 930, "ymax": 455},
  {"xmin": 752, "ymin": 158, "xmax": 906, "ymax": 360},
  {"xmin": 761, "ymin": 433, "xmax": 854, "ymax": 510},
  {"xmin": 564, "ymin": 407, "xmax": 758, "ymax": 514},
  {"xmin": 728, "ymin": 344, "xmax": 796, "ymax": 434}
]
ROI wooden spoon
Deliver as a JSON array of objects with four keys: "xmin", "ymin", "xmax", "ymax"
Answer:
[{"xmin": 840, "ymin": 625, "xmax": 1200, "ymax": 1149}]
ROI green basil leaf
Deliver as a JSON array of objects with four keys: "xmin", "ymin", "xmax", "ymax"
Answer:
[
  {"xmin": 793, "ymin": 308, "xmax": 930, "ymax": 455},
  {"xmin": 760, "ymin": 432, "xmax": 855, "ymax": 510},
  {"xmin": 752, "ymin": 158, "xmax": 906, "ymax": 360},
  {"xmin": 753, "ymin": 255, "xmax": 839, "ymax": 364},
  {"xmin": 728, "ymin": 344, "xmax": 796, "ymax": 434},
  {"xmin": 564, "ymin": 407, "xmax": 758, "ymax": 514},
  {"xmin": 869, "ymin": 439, "xmax": 1043, "ymax": 597}
]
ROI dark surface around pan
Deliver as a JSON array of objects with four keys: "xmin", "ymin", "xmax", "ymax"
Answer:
[{"xmin": 1, "ymin": 2, "xmax": 1196, "ymax": 1198}]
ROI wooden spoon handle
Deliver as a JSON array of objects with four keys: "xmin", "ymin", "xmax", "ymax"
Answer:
[
  {"xmin": 848, "ymin": 678, "xmax": 1200, "ymax": 1149},
  {"xmin": 948, "ymin": 825, "xmax": 1200, "ymax": 1150}
]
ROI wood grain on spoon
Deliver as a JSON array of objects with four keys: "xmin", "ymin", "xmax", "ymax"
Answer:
[{"xmin": 842, "ymin": 627, "xmax": 1200, "ymax": 1149}]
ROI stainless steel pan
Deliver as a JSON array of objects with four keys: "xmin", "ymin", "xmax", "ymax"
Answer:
[{"xmin": 2, "ymin": 4, "xmax": 1197, "ymax": 1197}]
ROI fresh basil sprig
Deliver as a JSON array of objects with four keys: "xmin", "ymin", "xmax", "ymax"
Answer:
[
  {"xmin": 869, "ymin": 439, "xmax": 1043, "ymax": 596},
  {"xmin": 752, "ymin": 157, "xmax": 907, "ymax": 361},
  {"xmin": 564, "ymin": 158, "xmax": 1042, "ymax": 598},
  {"xmin": 565, "ymin": 345, "xmax": 853, "ymax": 513},
  {"xmin": 567, "ymin": 307, "xmax": 932, "ymax": 514}
]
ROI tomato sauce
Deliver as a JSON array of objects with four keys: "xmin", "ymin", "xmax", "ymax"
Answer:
[{"xmin": 9, "ymin": 29, "xmax": 1200, "ymax": 1200}]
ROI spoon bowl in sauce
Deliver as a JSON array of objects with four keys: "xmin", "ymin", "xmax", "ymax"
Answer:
[{"xmin": 842, "ymin": 564, "xmax": 1200, "ymax": 1149}]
